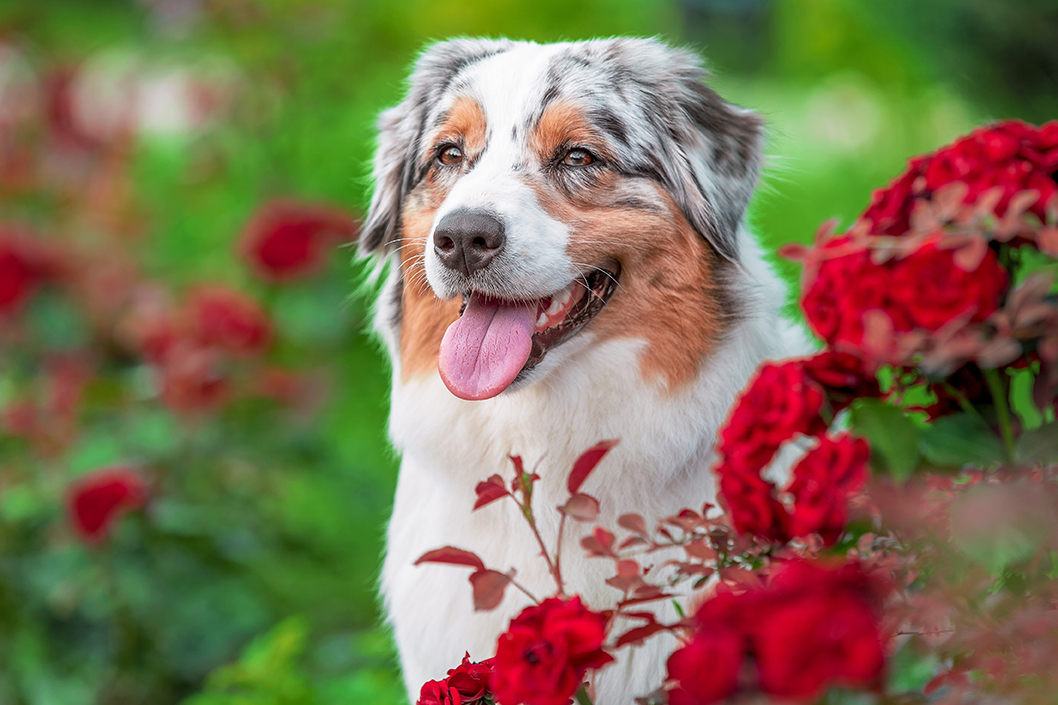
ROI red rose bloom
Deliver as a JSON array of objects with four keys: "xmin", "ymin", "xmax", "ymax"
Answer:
[
  {"xmin": 863, "ymin": 120, "xmax": 1058, "ymax": 237},
  {"xmin": 754, "ymin": 560, "xmax": 884, "ymax": 699},
  {"xmin": 787, "ymin": 434, "xmax": 871, "ymax": 544},
  {"xmin": 718, "ymin": 361, "xmax": 827, "ymax": 465},
  {"xmin": 185, "ymin": 285, "xmax": 272, "ymax": 356},
  {"xmin": 491, "ymin": 596, "xmax": 614, "ymax": 705},
  {"xmin": 67, "ymin": 467, "xmax": 148, "ymax": 543},
  {"xmin": 887, "ymin": 243, "xmax": 1007, "ymax": 333},
  {"xmin": 718, "ymin": 469, "xmax": 791, "ymax": 542},
  {"xmin": 666, "ymin": 626, "xmax": 743, "ymax": 705},
  {"xmin": 239, "ymin": 199, "xmax": 358, "ymax": 282},
  {"xmin": 800, "ymin": 236, "xmax": 888, "ymax": 350},
  {"xmin": 418, "ymin": 654, "xmax": 494, "ymax": 705}
]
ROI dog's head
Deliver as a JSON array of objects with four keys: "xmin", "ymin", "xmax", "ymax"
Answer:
[{"xmin": 362, "ymin": 38, "xmax": 763, "ymax": 401}]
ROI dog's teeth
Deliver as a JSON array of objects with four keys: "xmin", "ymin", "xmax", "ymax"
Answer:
[{"xmin": 536, "ymin": 311, "xmax": 548, "ymax": 328}]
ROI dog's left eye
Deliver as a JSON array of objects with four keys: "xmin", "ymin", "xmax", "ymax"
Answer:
[
  {"xmin": 562, "ymin": 149, "xmax": 595, "ymax": 167},
  {"xmin": 438, "ymin": 145, "xmax": 463, "ymax": 165}
]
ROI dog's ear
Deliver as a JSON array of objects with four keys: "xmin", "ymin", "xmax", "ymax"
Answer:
[
  {"xmin": 609, "ymin": 39, "xmax": 763, "ymax": 263},
  {"xmin": 360, "ymin": 39, "xmax": 514, "ymax": 255},
  {"xmin": 669, "ymin": 77, "xmax": 764, "ymax": 263}
]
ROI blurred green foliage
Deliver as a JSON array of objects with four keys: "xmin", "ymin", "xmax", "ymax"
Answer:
[{"xmin": 0, "ymin": 0, "xmax": 1053, "ymax": 703}]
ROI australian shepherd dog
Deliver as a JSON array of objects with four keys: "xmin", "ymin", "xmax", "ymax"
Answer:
[{"xmin": 359, "ymin": 37, "xmax": 810, "ymax": 702}]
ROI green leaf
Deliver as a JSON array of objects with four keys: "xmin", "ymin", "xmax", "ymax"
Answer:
[
  {"xmin": 920, "ymin": 413, "xmax": 1006, "ymax": 468},
  {"xmin": 1016, "ymin": 421, "xmax": 1058, "ymax": 464},
  {"xmin": 849, "ymin": 399, "xmax": 921, "ymax": 481}
]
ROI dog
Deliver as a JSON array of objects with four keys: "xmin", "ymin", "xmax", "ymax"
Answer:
[{"xmin": 359, "ymin": 37, "xmax": 810, "ymax": 702}]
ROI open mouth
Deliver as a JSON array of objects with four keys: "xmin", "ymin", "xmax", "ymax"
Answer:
[{"xmin": 437, "ymin": 261, "xmax": 621, "ymax": 401}]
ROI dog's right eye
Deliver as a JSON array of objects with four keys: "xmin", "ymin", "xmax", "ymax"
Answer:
[{"xmin": 438, "ymin": 145, "xmax": 463, "ymax": 165}]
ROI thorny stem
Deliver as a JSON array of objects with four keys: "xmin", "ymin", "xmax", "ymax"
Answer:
[
  {"xmin": 574, "ymin": 685, "xmax": 594, "ymax": 705},
  {"xmin": 983, "ymin": 367, "xmax": 1016, "ymax": 462}
]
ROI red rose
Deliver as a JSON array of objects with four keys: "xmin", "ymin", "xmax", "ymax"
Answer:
[
  {"xmin": 754, "ymin": 560, "xmax": 884, "ymax": 699},
  {"xmin": 445, "ymin": 653, "xmax": 495, "ymax": 702},
  {"xmin": 239, "ymin": 199, "xmax": 358, "ymax": 283},
  {"xmin": 666, "ymin": 626, "xmax": 743, "ymax": 705},
  {"xmin": 718, "ymin": 469, "xmax": 791, "ymax": 542},
  {"xmin": 718, "ymin": 361, "xmax": 827, "ymax": 464},
  {"xmin": 491, "ymin": 596, "xmax": 614, "ymax": 705},
  {"xmin": 418, "ymin": 680, "xmax": 463, "ymax": 705},
  {"xmin": 787, "ymin": 434, "xmax": 870, "ymax": 544},
  {"xmin": 862, "ymin": 120, "xmax": 1058, "ymax": 236},
  {"xmin": 887, "ymin": 243, "xmax": 1007, "ymax": 333},
  {"xmin": 185, "ymin": 285, "xmax": 272, "ymax": 356},
  {"xmin": 800, "ymin": 236, "xmax": 889, "ymax": 349},
  {"xmin": 755, "ymin": 590, "xmax": 883, "ymax": 699},
  {"xmin": 67, "ymin": 467, "xmax": 148, "ymax": 543},
  {"xmin": 802, "ymin": 351, "xmax": 881, "ymax": 412}
]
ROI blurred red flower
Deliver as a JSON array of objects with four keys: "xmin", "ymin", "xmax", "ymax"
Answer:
[
  {"xmin": 755, "ymin": 561, "xmax": 885, "ymax": 699},
  {"xmin": 239, "ymin": 199, "xmax": 358, "ymax": 282},
  {"xmin": 717, "ymin": 468, "xmax": 790, "ymax": 542},
  {"xmin": 0, "ymin": 225, "xmax": 57, "ymax": 317},
  {"xmin": 418, "ymin": 653, "xmax": 494, "ymax": 705},
  {"xmin": 491, "ymin": 596, "xmax": 613, "ymax": 705},
  {"xmin": 186, "ymin": 284, "xmax": 272, "ymax": 356},
  {"xmin": 672, "ymin": 560, "xmax": 884, "ymax": 703},
  {"xmin": 802, "ymin": 351, "xmax": 881, "ymax": 412},
  {"xmin": 665, "ymin": 624, "xmax": 743, "ymax": 705},
  {"xmin": 158, "ymin": 341, "xmax": 230, "ymax": 415},
  {"xmin": 67, "ymin": 466, "xmax": 148, "ymax": 543}
]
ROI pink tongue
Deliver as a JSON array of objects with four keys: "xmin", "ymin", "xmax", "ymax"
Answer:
[{"xmin": 438, "ymin": 293, "xmax": 536, "ymax": 401}]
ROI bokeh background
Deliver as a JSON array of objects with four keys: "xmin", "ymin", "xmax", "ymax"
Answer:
[{"xmin": 0, "ymin": 0, "xmax": 1055, "ymax": 703}]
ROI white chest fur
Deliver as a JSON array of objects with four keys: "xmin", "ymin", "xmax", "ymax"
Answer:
[{"xmin": 378, "ymin": 283, "xmax": 810, "ymax": 700}]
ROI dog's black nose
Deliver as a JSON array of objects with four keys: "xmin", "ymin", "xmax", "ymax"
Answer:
[{"xmin": 433, "ymin": 210, "xmax": 506, "ymax": 277}]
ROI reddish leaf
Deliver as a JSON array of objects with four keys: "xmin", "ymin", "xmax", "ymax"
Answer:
[
  {"xmin": 684, "ymin": 538, "xmax": 716, "ymax": 562},
  {"xmin": 562, "ymin": 493, "xmax": 601, "ymax": 522},
  {"xmin": 474, "ymin": 474, "xmax": 509, "ymax": 510},
  {"xmin": 581, "ymin": 527, "xmax": 616, "ymax": 557},
  {"xmin": 567, "ymin": 439, "xmax": 619, "ymax": 495},
  {"xmin": 615, "ymin": 621, "xmax": 669, "ymax": 648},
  {"xmin": 618, "ymin": 593, "xmax": 676, "ymax": 609},
  {"xmin": 469, "ymin": 569, "xmax": 510, "ymax": 611},
  {"xmin": 617, "ymin": 536, "xmax": 648, "ymax": 550},
  {"xmin": 617, "ymin": 513, "xmax": 648, "ymax": 536},
  {"xmin": 414, "ymin": 546, "xmax": 485, "ymax": 571},
  {"xmin": 606, "ymin": 559, "xmax": 645, "ymax": 592},
  {"xmin": 509, "ymin": 455, "xmax": 524, "ymax": 476}
]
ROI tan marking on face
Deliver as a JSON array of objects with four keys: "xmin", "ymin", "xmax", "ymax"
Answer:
[
  {"xmin": 398, "ymin": 203, "xmax": 462, "ymax": 382},
  {"xmin": 531, "ymin": 102, "xmax": 611, "ymax": 164},
  {"xmin": 398, "ymin": 97, "xmax": 491, "ymax": 381},
  {"xmin": 431, "ymin": 96, "xmax": 488, "ymax": 159},
  {"xmin": 531, "ymin": 177, "xmax": 727, "ymax": 392}
]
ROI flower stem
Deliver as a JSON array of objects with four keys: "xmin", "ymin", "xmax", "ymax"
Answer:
[
  {"xmin": 574, "ymin": 685, "xmax": 594, "ymax": 705},
  {"xmin": 983, "ymin": 367, "xmax": 1016, "ymax": 462}
]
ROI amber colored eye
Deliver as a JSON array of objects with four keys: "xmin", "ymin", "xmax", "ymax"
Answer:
[
  {"xmin": 562, "ymin": 148, "xmax": 594, "ymax": 166},
  {"xmin": 439, "ymin": 145, "xmax": 463, "ymax": 165}
]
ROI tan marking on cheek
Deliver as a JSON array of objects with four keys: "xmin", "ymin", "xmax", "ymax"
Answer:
[
  {"xmin": 533, "ymin": 180, "xmax": 727, "ymax": 391},
  {"xmin": 398, "ymin": 202, "xmax": 461, "ymax": 382}
]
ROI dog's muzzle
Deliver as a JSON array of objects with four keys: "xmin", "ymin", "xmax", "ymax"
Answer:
[{"xmin": 432, "ymin": 209, "xmax": 506, "ymax": 278}]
